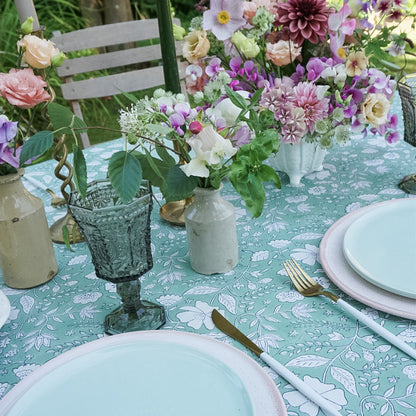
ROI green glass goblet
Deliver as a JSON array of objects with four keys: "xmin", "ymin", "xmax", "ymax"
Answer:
[{"xmin": 68, "ymin": 179, "xmax": 165, "ymax": 335}]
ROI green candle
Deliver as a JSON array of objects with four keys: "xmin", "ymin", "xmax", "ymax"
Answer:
[{"xmin": 156, "ymin": 0, "xmax": 182, "ymax": 94}]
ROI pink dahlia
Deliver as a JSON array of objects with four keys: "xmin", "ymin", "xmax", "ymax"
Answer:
[
  {"xmin": 275, "ymin": 0, "xmax": 329, "ymax": 45},
  {"xmin": 293, "ymin": 82, "xmax": 329, "ymax": 133}
]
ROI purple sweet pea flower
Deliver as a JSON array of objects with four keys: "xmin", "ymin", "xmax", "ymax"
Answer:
[
  {"xmin": 306, "ymin": 58, "xmax": 326, "ymax": 82},
  {"xmin": 290, "ymin": 64, "xmax": 305, "ymax": 84},
  {"xmin": 386, "ymin": 130, "xmax": 401, "ymax": 143},
  {"xmin": 169, "ymin": 113, "xmax": 186, "ymax": 136},
  {"xmin": 228, "ymin": 56, "xmax": 244, "ymax": 77},
  {"xmin": 0, "ymin": 115, "xmax": 18, "ymax": 144},
  {"xmin": 231, "ymin": 125, "xmax": 252, "ymax": 147},
  {"xmin": 206, "ymin": 57, "xmax": 224, "ymax": 77},
  {"xmin": 0, "ymin": 143, "xmax": 21, "ymax": 168}
]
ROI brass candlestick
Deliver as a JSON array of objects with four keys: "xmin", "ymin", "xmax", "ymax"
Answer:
[{"xmin": 49, "ymin": 135, "xmax": 84, "ymax": 243}]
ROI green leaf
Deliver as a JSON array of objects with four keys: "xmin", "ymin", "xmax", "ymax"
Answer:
[
  {"xmin": 258, "ymin": 164, "xmax": 281, "ymax": 188},
  {"xmin": 121, "ymin": 91, "xmax": 139, "ymax": 104},
  {"xmin": 144, "ymin": 148, "xmax": 168, "ymax": 184},
  {"xmin": 19, "ymin": 131, "xmax": 54, "ymax": 166},
  {"xmin": 48, "ymin": 102, "xmax": 74, "ymax": 132},
  {"xmin": 132, "ymin": 152, "xmax": 169, "ymax": 189},
  {"xmin": 224, "ymin": 85, "xmax": 248, "ymax": 110},
  {"xmin": 146, "ymin": 124, "xmax": 173, "ymax": 135},
  {"xmin": 156, "ymin": 144, "xmax": 176, "ymax": 167},
  {"xmin": 163, "ymin": 165, "xmax": 198, "ymax": 202},
  {"xmin": 48, "ymin": 103, "xmax": 87, "ymax": 135},
  {"xmin": 72, "ymin": 145, "xmax": 87, "ymax": 199},
  {"xmin": 108, "ymin": 151, "xmax": 143, "ymax": 204},
  {"xmin": 61, "ymin": 225, "xmax": 74, "ymax": 251}
]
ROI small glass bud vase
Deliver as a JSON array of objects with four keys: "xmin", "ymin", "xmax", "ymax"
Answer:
[
  {"xmin": 68, "ymin": 179, "xmax": 165, "ymax": 335},
  {"xmin": 184, "ymin": 185, "xmax": 238, "ymax": 275}
]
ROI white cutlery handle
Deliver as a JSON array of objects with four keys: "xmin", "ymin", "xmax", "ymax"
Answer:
[
  {"xmin": 260, "ymin": 352, "xmax": 343, "ymax": 416},
  {"xmin": 337, "ymin": 299, "xmax": 416, "ymax": 360}
]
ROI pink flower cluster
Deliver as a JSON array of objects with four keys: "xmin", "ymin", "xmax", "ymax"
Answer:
[{"xmin": 260, "ymin": 77, "xmax": 329, "ymax": 144}]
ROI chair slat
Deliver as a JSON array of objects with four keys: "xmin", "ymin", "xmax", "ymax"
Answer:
[
  {"xmin": 61, "ymin": 66, "xmax": 167, "ymax": 100},
  {"xmin": 51, "ymin": 18, "xmax": 181, "ymax": 52}
]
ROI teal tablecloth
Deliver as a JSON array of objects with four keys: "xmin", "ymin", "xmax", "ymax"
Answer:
[{"xmin": 1, "ymin": 95, "xmax": 416, "ymax": 415}]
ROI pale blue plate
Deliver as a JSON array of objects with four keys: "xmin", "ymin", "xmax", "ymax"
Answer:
[
  {"xmin": 343, "ymin": 198, "xmax": 416, "ymax": 299},
  {"xmin": 0, "ymin": 330, "xmax": 286, "ymax": 416}
]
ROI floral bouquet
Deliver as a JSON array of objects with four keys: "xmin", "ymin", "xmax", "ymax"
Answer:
[
  {"xmin": 179, "ymin": 0, "xmax": 415, "ymax": 149},
  {"xmin": 117, "ymin": 86, "xmax": 281, "ymax": 217},
  {"xmin": 0, "ymin": 17, "xmax": 66, "ymax": 176}
]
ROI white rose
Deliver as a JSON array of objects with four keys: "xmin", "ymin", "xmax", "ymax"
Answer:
[
  {"xmin": 213, "ymin": 91, "xmax": 250, "ymax": 127},
  {"xmin": 361, "ymin": 93, "xmax": 391, "ymax": 127},
  {"xmin": 180, "ymin": 125, "xmax": 237, "ymax": 178}
]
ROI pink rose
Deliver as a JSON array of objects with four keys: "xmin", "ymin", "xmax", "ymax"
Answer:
[
  {"xmin": 17, "ymin": 35, "xmax": 60, "ymax": 69},
  {"xmin": 0, "ymin": 68, "xmax": 51, "ymax": 109}
]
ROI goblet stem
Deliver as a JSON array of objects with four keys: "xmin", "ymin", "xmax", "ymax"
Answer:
[{"xmin": 104, "ymin": 278, "xmax": 166, "ymax": 335}]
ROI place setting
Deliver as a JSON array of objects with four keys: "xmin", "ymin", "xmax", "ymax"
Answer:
[{"xmin": 319, "ymin": 197, "xmax": 416, "ymax": 321}]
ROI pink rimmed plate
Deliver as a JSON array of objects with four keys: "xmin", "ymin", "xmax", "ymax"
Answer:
[
  {"xmin": 0, "ymin": 330, "xmax": 287, "ymax": 416},
  {"xmin": 320, "ymin": 199, "xmax": 416, "ymax": 320}
]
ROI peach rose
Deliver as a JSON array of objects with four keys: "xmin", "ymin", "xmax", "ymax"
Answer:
[
  {"xmin": 266, "ymin": 40, "xmax": 302, "ymax": 66},
  {"xmin": 17, "ymin": 35, "xmax": 60, "ymax": 69},
  {"xmin": 183, "ymin": 30, "xmax": 210, "ymax": 64},
  {"xmin": 243, "ymin": 2, "xmax": 258, "ymax": 21},
  {"xmin": 0, "ymin": 68, "xmax": 51, "ymax": 109},
  {"xmin": 361, "ymin": 93, "xmax": 391, "ymax": 127}
]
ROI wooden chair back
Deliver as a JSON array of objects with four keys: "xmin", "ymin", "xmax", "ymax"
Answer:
[{"xmin": 51, "ymin": 18, "xmax": 186, "ymax": 148}]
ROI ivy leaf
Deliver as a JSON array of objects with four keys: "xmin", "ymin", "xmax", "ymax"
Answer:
[
  {"xmin": 108, "ymin": 151, "xmax": 142, "ymax": 204},
  {"xmin": 72, "ymin": 144, "xmax": 87, "ymax": 199},
  {"xmin": 163, "ymin": 165, "xmax": 198, "ymax": 202},
  {"xmin": 19, "ymin": 131, "xmax": 54, "ymax": 166}
]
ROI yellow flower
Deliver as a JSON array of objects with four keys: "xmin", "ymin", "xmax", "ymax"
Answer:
[
  {"xmin": 361, "ymin": 93, "xmax": 391, "ymax": 127},
  {"xmin": 183, "ymin": 30, "xmax": 210, "ymax": 64},
  {"xmin": 345, "ymin": 50, "xmax": 368, "ymax": 77},
  {"xmin": 231, "ymin": 31, "xmax": 260, "ymax": 59}
]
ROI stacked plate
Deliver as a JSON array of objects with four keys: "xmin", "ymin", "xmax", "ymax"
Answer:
[
  {"xmin": 0, "ymin": 331, "xmax": 287, "ymax": 416},
  {"xmin": 320, "ymin": 198, "xmax": 416, "ymax": 320}
]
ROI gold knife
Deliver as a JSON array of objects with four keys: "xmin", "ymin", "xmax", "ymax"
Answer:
[{"xmin": 211, "ymin": 309, "xmax": 343, "ymax": 416}]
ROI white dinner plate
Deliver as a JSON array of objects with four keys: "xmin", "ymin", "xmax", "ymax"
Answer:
[
  {"xmin": 343, "ymin": 198, "xmax": 416, "ymax": 299},
  {"xmin": 0, "ymin": 330, "xmax": 287, "ymax": 416},
  {"xmin": 320, "ymin": 199, "xmax": 416, "ymax": 320},
  {"xmin": 0, "ymin": 289, "xmax": 11, "ymax": 329}
]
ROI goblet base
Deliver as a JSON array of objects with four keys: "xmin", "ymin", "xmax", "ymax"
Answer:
[{"xmin": 104, "ymin": 300, "xmax": 166, "ymax": 335}]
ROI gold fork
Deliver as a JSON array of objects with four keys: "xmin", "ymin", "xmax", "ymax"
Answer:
[{"xmin": 283, "ymin": 258, "xmax": 416, "ymax": 360}]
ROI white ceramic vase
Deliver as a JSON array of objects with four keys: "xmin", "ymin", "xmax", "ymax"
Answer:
[
  {"xmin": 184, "ymin": 185, "xmax": 238, "ymax": 275},
  {"xmin": 267, "ymin": 141, "xmax": 327, "ymax": 186}
]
